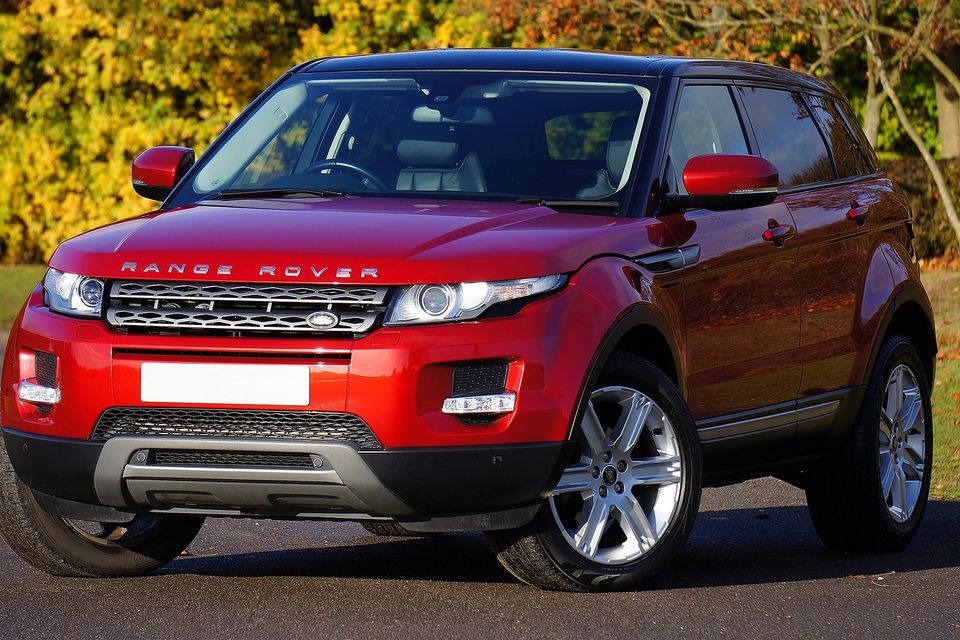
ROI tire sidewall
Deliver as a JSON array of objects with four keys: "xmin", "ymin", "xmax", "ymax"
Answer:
[
  {"xmin": 1, "ymin": 441, "xmax": 204, "ymax": 576},
  {"xmin": 534, "ymin": 354, "xmax": 702, "ymax": 590}
]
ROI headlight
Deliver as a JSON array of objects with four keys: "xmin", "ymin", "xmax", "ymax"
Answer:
[
  {"xmin": 385, "ymin": 274, "xmax": 566, "ymax": 326},
  {"xmin": 43, "ymin": 269, "xmax": 104, "ymax": 318}
]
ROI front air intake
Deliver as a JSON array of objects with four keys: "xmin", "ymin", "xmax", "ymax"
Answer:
[{"xmin": 91, "ymin": 407, "xmax": 382, "ymax": 450}]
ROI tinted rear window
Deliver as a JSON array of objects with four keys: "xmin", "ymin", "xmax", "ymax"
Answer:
[
  {"xmin": 740, "ymin": 87, "xmax": 834, "ymax": 187},
  {"xmin": 834, "ymin": 97, "xmax": 879, "ymax": 172},
  {"xmin": 807, "ymin": 94, "xmax": 871, "ymax": 178}
]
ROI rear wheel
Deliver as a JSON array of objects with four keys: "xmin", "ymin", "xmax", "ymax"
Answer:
[
  {"xmin": 487, "ymin": 353, "xmax": 701, "ymax": 591},
  {"xmin": 805, "ymin": 334, "xmax": 932, "ymax": 552},
  {"xmin": 0, "ymin": 440, "xmax": 204, "ymax": 577}
]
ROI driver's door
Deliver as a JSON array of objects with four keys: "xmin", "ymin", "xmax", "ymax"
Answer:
[{"xmin": 661, "ymin": 83, "xmax": 803, "ymax": 427}]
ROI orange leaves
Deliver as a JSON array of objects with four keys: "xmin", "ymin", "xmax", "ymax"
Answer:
[{"xmin": 0, "ymin": 0, "xmax": 954, "ymax": 263}]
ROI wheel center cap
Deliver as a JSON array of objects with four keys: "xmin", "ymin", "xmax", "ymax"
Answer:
[{"xmin": 601, "ymin": 466, "xmax": 618, "ymax": 485}]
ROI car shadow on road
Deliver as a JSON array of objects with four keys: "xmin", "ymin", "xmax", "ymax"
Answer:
[
  {"xmin": 161, "ymin": 528, "xmax": 513, "ymax": 584},
  {"xmin": 162, "ymin": 499, "xmax": 960, "ymax": 589},
  {"xmin": 649, "ymin": 499, "xmax": 960, "ymax": 590}
]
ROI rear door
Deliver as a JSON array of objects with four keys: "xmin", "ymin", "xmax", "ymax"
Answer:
[
  {"xmin": 780, "ymin": 92, "xmax": 892, "ymax": 425},
  {"xmin": 657, "ymin": 83, "xmax": 803, "ymax": 431},
  {"xmin": 737, "ymin": 86, "xmax": 878, "ymax": 439}
]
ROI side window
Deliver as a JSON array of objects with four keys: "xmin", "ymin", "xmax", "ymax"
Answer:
[
  {"xmin": 807, "ymin": 94, "xmax": 871, "ymax": 178},
  {"xmin": 835, "ymin": 97, "xmax": 879, "ymax": 172},
  {"xmin": 668, "ymin": 85, "xmax": 748, "ymax": 194},
  {"xmin": 740, "ymin": 87, "xmax": 834, "ymax": 187},
  {"xmin": 544, "ymin": 111, "xmax": 634, "ymax": 161}
]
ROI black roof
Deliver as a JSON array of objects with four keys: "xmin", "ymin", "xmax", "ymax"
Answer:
[{"xmin": 301, "ymin": 48, "xmax": 835, "ymax": 94}]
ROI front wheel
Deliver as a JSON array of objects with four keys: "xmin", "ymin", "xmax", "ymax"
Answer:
[
  {"xmin": 0, "ymin": 440, "xmax": 204, "ymax": 577},
  {"xmin": 487, "ymin": 353, "xmax": 702, "ymax": 591}
]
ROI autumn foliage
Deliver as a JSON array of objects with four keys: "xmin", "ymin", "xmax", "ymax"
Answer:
[{"xmin": 0, "ymin": 0, "xmax": 956, "ymax": 262}]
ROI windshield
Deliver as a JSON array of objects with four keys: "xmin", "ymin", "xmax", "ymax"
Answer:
[{"xmin": 168, "ymin": 72, "xmax": 652, "ymax": 208}]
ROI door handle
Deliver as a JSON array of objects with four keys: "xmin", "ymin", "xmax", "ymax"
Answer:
[
  {"xmin": 762, "ymin": 222, "xmax": 795, "ymax": 246},
  {"xmin": 847, "ymin": 205, "xmax": 870, "ymax": 225}
]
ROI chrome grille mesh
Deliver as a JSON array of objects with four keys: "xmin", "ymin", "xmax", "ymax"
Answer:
[
  {"xmin": 92, "ymin": 407, "xmax": 382, "ymax": 450},
  {"xmin": 106, "ymin": 281, "xmax": 389, "ymax": 336},
  {"xmin": 111, "ymin": 281, "xmax": 387, "ymax": 304}
]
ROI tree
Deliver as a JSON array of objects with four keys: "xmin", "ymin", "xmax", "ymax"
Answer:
[
  {"xmin": 0, "ymin": 0, "xmax": 318, "ymax": 262},
  {"xmin": 844, "ymin": 0, "xmax": 960, "ymax": 247}
]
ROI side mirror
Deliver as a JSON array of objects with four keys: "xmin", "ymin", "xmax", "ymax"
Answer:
[
  {"xmin": 664, "ymin": 154, "xmax": 779, "ymax": 211},
  {"xmin": 131, "ymin": 146, "xmax": 195, "ymax": 202}
]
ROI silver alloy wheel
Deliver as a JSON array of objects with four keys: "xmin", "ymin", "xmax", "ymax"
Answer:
[
  {"xmin": 879, "ymin": 364, "xmax": 927, "ymax": 523},
  {"xmin": 549, "ymin": 386, "xmax": 682, "ymax": 565}
]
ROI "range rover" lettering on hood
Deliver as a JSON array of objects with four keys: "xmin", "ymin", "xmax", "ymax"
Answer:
[{"xmin": 119, "ymin": 262, "xmax": 379, "ymax": 279}]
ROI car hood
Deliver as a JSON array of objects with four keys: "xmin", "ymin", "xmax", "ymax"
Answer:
[{"xmin": 49, "ymin": 197, "xmax": 677, "ymax": 285}]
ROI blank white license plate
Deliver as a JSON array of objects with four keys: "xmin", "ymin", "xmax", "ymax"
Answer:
[{"xmin": 140, "ymin": 363, "xmax": 310, "ymax": 406}]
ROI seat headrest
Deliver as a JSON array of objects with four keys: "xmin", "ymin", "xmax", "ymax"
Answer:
[
  {"xmin": 396, "ymin": 123, "xmax": 459, "ymax": 167},
  {"xmin": 606, "ymin": 115, "xmax": 637, "ymax": 184}
]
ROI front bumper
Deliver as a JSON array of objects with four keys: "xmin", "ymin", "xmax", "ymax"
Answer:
[
  {"xmin": 2, "ymin": 276, "xmax": 618, "ymax": 448},
  {"xmin": 3, "ymin": 427, "xmax": 570, "ymax": 525}
]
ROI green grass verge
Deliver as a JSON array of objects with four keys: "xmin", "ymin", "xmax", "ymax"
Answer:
[
  {"xmin": 0, "ymin": 263, "xmax": 957, "ymax": 497},
  {"xmin": 923, "ymin": 268, "xmax": 960, "ymax": 500},
  {"xmin": 0, "ymin": 264, "xmax": 44, "ymax": 329}
]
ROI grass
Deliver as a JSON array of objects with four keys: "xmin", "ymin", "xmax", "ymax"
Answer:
[
  {"xmin": 924, "ymin": 268, "xmax": 960, "ymax": 500},
  {"xmin": 0, "ymin": 263, "xmax": 958, "ymax": 498},
  {"xmin": 0, "ymin": 265, "xmax": 44, "ymax": 329}
]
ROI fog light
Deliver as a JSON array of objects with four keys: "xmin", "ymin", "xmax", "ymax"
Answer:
[
  {"xmin": 442, "ymin": 393, "xmax": 516, "ymax": 415},
  {"xmin": 18, "ymin": 381, "xmax": 61, "ymax": 405}
]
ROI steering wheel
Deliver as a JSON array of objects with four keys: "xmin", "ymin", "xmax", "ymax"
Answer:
[{"xmin": 303, "ymin": 160, "xmax": 390, "ymax": 191}]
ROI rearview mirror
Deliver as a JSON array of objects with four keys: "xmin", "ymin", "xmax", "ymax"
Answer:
[
  {"xmin": 664, "ymin": 154, "xmax": 778, "ymax": 211},
  {"xmin": 131, "ymin": 146, "xmax": 195, "ymax": 202}
]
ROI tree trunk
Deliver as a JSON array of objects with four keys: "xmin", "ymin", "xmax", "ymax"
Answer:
[
  {"xmin": 934, "ymin": 43, "xmax": 960, "ymax": 159},
  {"xmin": 866, "ymin": 35, "xmax": 960, "ymax": 250},
  {"xmin": 863, "ymin": 56, "xmax": 883, "ymax": 148},
  {"xmin": 815, "ymin": 13, "xmax": 834, "ymax": 82}
]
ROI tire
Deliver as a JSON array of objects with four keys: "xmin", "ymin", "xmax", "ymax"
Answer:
[
  {"xmin": 0, "ymin": 439, "xmax": 205, "ymax": 577},
  {"xmin": 805, "ymin": 334, "xmax": 933, "ymax": 553},
  {"xmin": 360, "ymin": 521, "xmax": 438, "ymax": 537},
  {"xmin": 486, "ymin": 352, "xmax": 702, "ymax": 591}
]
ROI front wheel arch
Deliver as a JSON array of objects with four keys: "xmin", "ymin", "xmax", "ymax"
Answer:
[{"xmin": 568, "ymin": 305, "xmax": 684, "ymax": 441}]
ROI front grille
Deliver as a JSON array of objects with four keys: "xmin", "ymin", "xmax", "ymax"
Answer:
[
  {"xmin": 105, "ymin": 281, "xmax": 390, "ymax": 336},
  {"xmin": 452, "ymin": 362, "xmax": 508, "ymax": 396},
  {"xmin": 92, "ymin": 407, "xmax": 382, "ymax": 450},
  {"xmin": 152, "ymin": 450, "xmax": 317, "ymax": 469}
]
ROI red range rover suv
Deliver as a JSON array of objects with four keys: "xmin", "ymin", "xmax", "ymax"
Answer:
[{"xmin": 0, "ymin": 50, "xmax": 937, "ymax": 591}]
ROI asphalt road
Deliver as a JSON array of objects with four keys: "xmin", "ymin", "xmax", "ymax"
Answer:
[
  {"xmin": 0, "ymin": 341, "xmax": 958, "ymax": 637},
  {"xmin": 1, "ymin": 478, "xmax": 958, "ymax": 639}
]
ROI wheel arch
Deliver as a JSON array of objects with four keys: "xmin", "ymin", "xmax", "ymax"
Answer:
[
  {"xmin": 567, "ymin": 304, "xmax": 684, "ymax": 439},
  {"xmin": 865, "ymin": 283, "xmax": 937, "ymax": 390},
  {"xmin": 612, "ymin": 323, "xmax": 680, "ymax": 390}
]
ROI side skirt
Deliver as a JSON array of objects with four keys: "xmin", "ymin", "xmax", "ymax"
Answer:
[{"xmin": 697, "ymin": 387, "xmax": 864, "ymax": 487}]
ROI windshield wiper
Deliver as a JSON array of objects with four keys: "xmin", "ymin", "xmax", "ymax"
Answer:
[
  {"xmin": 210, "ymin": 187, "xmax": 347, "ymax": 200},
  {"xmin": 516, "ymin": 198, "xmax": 620, "ymax": 213}
]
